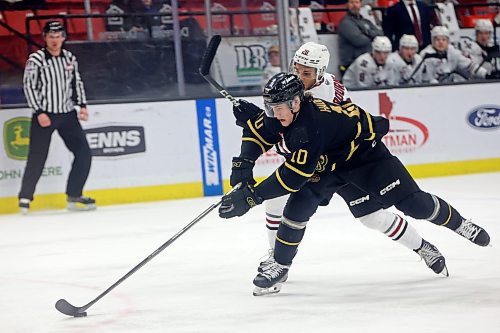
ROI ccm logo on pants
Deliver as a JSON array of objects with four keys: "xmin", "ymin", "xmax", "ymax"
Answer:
[
  {"xmin": 380, "ymin": 179, "xmax": 400, "ymax": 195},
  {"xmin": 350, "ymin": 195, "xmax": 370, "ymax": 206}
]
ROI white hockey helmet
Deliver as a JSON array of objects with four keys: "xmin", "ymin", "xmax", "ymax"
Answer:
[
  {"xmin": 372, "ymin": 36, "xmax": 392, "ymax": 53},
  {"xmin": 431, "ymin": 26, "xmax": 450, "ymax": 40},
  {"xmin": 292, "ymin": 42, "xmax": 330, "ymax": 80},
  {"xmin": 399, "ymin": 34, "xmax": 418, "ymax": 49},
  {"xmin": 474, "ymin": 19, "xmax": 493, "ymax": 33}
]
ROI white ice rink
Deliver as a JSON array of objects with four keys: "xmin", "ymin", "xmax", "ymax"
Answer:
[{"xmin": 1, "ymin": 172, "xmax": 499, "ymax": 333}]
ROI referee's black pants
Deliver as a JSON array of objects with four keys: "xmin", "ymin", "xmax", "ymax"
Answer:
[{"xmin": 19, "ymin": 111, "xmax": 92, "ymax": 201}]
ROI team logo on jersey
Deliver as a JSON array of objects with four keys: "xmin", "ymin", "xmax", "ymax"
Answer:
[
  {"xmin": 3, "ymin": 117, "xmax": 31, "ymax": 160},
  {"xmin": 467, "ymin": 105, "xmax": 500, "ymax": 130},
  {"xmin": 379, "ymin": 93, "xmax": 429, "ymax": 154},
  {"xmin": 315, "ymin": 154, "xmax": 328, "ymax": 172}
]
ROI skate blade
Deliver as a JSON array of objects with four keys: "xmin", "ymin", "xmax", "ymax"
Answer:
[
  {"xmin": 253, "ymin": 283, "xmax": 282, "ymax": 296},
  {"xmin": 67, "ymin": 203, "xmax": 97, "ymax": 211},
  {"xmin": 20, "ymin": 208, "xmax": 28, "ymax": 215},
  {"xmin": 440, "ymin": 265, "xmax": 449, "ymax": 277}
]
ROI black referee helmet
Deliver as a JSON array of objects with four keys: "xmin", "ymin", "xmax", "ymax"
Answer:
[{"xmin": 43, "ymin": 20, "xmax": 66, "ymax": 36}]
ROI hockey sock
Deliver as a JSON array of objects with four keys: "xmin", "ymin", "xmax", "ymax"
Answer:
[
  {"xmin": 427, "ymin": 195, "xmax": 463, "ymax": 230},
  {"xmin": 266, "ymin": 212, "xmax": 280, "ymax": 249},
  {"xmin": 274, "ymin": 223, "xmax": 305, "ymax": 266},
  {"xmin": 359, "ymin": 210, "xmax": 422, "ymax": 250}
]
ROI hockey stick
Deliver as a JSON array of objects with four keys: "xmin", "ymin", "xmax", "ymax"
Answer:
[
  {"xmin": 55, "ymin": 185, "xmax": 240, "ymax": 317},
  {"xmin": 199, "ymin": 34, "xmax": 240, "ymax": 107}
]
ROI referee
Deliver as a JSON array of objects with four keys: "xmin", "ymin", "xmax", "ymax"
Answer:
[{"xmin": 19, "ymin": 21, "xmax": 96, "ymax": 213}]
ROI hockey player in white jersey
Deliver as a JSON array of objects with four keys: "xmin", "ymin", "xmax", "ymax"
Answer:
[
  {"xmin": 387, "ymin": 34, "xmax": 423, "ymax": 85},
  {"xmin": 459, "ymin": 19, "xmax": 498, "ymax": 76},
  {"xmin": 342, "ymin": 36, "xmax": 395, "ymax": 89},
  {"xmin": 420, "ymin": 26, "xmax": 488, "ymax": 83},
  {"xmin": 230, "ymin": 42, "xmax": 449, "ymax": 296}
]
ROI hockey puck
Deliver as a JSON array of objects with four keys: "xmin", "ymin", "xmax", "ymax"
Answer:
[{"xmin": 73, "ymin": 312, "xmax": 87, "ymax": 317}]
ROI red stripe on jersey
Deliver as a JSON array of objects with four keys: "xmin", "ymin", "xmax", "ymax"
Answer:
[{"xmin": 388, "ymin": 217, "xmax": 404, "ymax": 238}]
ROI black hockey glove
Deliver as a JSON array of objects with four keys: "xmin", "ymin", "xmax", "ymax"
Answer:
[
  {"xmin": 233, "ymin": 99, "xmax": 263, "ymax": 127},
  {"xmin": 219, "ymin": 184, "xmax": 263, "ymax": 219},
  {"xmin": 230, "ymin": 157, "xmax": 256, "ymax": 187}
]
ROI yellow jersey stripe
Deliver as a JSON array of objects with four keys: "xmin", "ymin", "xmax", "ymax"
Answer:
[
  {"xmin": 346, "ymin": 141, "xmax": 360, "ymax": 161},
  {"xmin": 242, "ymin": 137, "xmax": 266, "ymax": 154},
  {"xmin": 276, "ymin": 236, "xmax": 301, "ymax": 246},
  {"xmin": 284, "ymin": 162, "xmax": 315, "ymax": 178},
  {"xmin": 364, "ymin": 111, "xmax": 376, "ymax": 141},
  {"xmin": 355, "ymin": 122, "xmax": 362, "ymax": 139},
  {"xmin": 247, "ymin": 119, "xmax": 273, "ymax": 146},
  {"xmin": 275, "ymin": 169, "xmax": 299, "ymax": 192}
]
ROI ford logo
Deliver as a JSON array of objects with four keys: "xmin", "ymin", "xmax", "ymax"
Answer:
[{"xmin": 467, "ymin": 105, "xmax": 500, "ymax": 130}]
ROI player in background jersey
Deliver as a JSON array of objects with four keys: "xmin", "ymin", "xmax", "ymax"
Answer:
[
  {"xmin": 458, "ymin": 19, "xmax": 499, "ymax": 78},
  {"xmin": 387, "ymin": 34, "xmax": 423, "ymax": 85},
  {"xmin": 420, "ymin": 26, "xmax": 488, "ymax": 83},
  {"xmin": 231, "ymin": 42, "xmax": 450, "ymax": 295},
  {"xmin": 342, "ymin": 36, "xmax": 395, "ymax": 89}
]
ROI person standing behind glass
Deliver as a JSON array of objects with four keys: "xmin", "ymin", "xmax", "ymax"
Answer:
[
  {"xmin": 337, "ymin": 0, "xmax": 384, "ymax": 77},
  {"xmin": 19, "ymin": 21, "xmax": 95, "ymax": 214},
  {"xmin": 262, "ymin": 45, "xmax": 281, "ymax": 88}
]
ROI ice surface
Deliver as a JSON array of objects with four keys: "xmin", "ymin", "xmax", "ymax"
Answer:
[{"xmin": 1, "ymin": 173, "xmax": 499, "ymax": 333}]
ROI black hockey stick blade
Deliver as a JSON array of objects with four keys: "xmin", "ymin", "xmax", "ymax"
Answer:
[
  {"xmin": 199, "ymin": 34, "xmax": 222, "ymax": 76},
  {"xmin": 55, "ymin": 299, "xmax": 87, "ymax": 317}
]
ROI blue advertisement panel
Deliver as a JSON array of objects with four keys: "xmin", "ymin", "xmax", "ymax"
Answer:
[{"xmin": 196, "ymin": 99, "xmax": 223, "ymax": 196}]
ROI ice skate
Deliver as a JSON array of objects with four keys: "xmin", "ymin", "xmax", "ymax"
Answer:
[
  {"xmin": 258, "ymin": 249, "xmax": 275, "ymax": 273},
  {"xmin": 454, "ymin": 219, "xmax": 490, "ymax": 246},
  {"xmin": 253, "ymin": 261, "xmax": 289, "ymax": 296},
  {"xmin": 415, "ymin": 240, "xmax": 449, "ymax": 276},
  {"xmin": 19, "ymin": 198, "xmax": 30, "ymax": 215},
  {"xmin": 67, "ymin": 196, "xmax": 96, "ymax": 211}
]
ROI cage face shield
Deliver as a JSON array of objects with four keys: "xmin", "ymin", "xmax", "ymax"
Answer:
[{"xmin": 262, "ymin": 73, "xmax": 304, "ymax": 118}]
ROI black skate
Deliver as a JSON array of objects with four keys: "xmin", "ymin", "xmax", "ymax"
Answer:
[
  {"xmin": 253, "ymin": 261, "xmax": 289, "ymax": 296},
  {"xmin": 19, "ymin": 198, "xmax": 30, "ymax": 215},
  {"xmin": 67, "ymin": 196, "xmax": 96, "ymax": 211},
  {"xmin": 454, "ymin": 219, "xmax": 490, "ymax": 246},
  {"xmin": 415, "ymin": 240, "xmax": 449, "ymax": 277}
]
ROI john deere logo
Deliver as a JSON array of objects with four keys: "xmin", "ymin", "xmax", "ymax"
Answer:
[{"xmin": 4, "ymin": 117, "xmax": 31, "ymax": 160}]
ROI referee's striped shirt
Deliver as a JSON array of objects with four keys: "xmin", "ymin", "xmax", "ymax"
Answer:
[{"xmin": 23, "ymin": 48, "xmax": 86, "ymax": 114}]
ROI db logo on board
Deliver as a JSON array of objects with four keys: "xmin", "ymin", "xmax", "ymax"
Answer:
[{"xmin": 379, "ymin": 93, "xmax": 429, "ymax": 154}]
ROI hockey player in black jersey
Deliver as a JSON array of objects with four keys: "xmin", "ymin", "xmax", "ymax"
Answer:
[{"xmin": 218, "ymin": 73, "xmax": 490, "ymax": 295}]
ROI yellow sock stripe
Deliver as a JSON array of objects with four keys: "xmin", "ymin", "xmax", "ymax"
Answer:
[
  {"xmin": 275, "ymin": 169, "xmax": 299, "ymax": 192},
  {"xmin": 276, "ymin": 236, "xmax": 301, "ymax": 246},
  {"xmin": 364, "ymin": 111, "xmax": 376, "ymax": 141},
  {"xmin": 284, "ymin": 162, "xmax": 315, "ymax": 177},
  {"xmin": 441, "ymin": 204, "xmax": 452, "ymax": 226},
  {"xmin": 242, "ymin": 137, "xmax": 266, "ymax": 154},
  {"xmin": 247, "ymin": 119, "xmax": 273, "ymax": 146}
]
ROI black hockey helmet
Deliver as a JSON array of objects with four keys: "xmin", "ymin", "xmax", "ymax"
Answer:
[
  {"xmin": 263, "ymin": 73, "xmax": 304, "ymax": 117},
  {"xmin": 43, "ymin": 20, "xmax": 66, "ymax": 36}
]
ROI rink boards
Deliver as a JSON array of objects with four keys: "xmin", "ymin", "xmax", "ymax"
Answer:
[{"xmin": 1, "ymin": 82, "xmax": 499, "ymax": 213}]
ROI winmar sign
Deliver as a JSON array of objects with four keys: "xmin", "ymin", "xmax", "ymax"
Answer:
[
  {"xmin": 3, "ymin": 117, "xmax": 31, "ymax": 160},
  {"xmin": 85, "ymin": 125, "xmax": 146, "ymax": 157}
]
